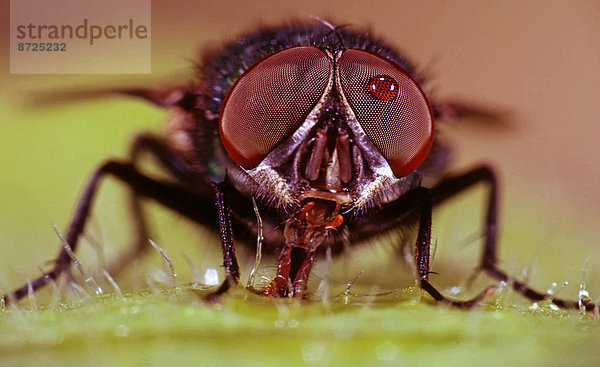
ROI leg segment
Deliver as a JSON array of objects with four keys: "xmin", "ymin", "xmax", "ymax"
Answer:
[
  {"xmin": 204, "ymin": 182, "xmax": 242, "ymax": 301},
  {"xmin": 214, "ymin": 182, "xmax": 241, "ymax": 282},
  {"xmin": 429, "ymin": 166, "xmax": 498, "ymax": 270},
  {"xmin": 2, "ymin": 161, "xmax": 219, "ymax": 305},
  {"xmin": 431, "ymin": 167, "xmax": 592, "ymax": 310},
  {"xmin": 358, "ymin": 166, "xmax": 593, "ymax": 310},
  {"xmin": 107, "ymin": 133, "xmax": 205, "ymax": 276},
  {"xmin": 128, "ymin": 133, "xmax": 205, "ymax": 186},
  {"xmin": 400, "ymin": 186, "xmax": 496, "ymax": 307}
]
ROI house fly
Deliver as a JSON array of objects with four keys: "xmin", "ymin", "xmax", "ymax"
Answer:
[{"xmin": 3, "ymin": 19, "xmax": 593, "ymax": 311}]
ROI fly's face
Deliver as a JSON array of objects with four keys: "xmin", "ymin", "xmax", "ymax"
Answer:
[
  {"xmin": 218, "ymin": 44, "xmax": 435, "ymax": 215},
  {"xmin": 209, "ymin": 30, "xmax": 438, "ymax": 297}
]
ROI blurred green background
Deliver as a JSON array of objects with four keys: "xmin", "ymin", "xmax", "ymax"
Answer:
[{"xmin": 1, "ymin": 1, "xmax": 600, "ymax": 366}]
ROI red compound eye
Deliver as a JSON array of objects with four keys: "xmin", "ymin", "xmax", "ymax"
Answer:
[
  {"xmin": 338, "ymin": 49, "xmax": 434, "ymax": 178},
  {"xmin": 220, "ymin": 46, "xmax": 330, "ymax": 169},
  {"xmin": 368, "ymin": 75, "xmax": 399, "ymax": 102}
]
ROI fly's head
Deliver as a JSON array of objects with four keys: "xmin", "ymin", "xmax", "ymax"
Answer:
[
  {"xmin": 193, "ymin": 22, "xmax": 439, "ymax": 297},
  {"xmin": 214, "ymin": 24, "xmax": 435, "ymax": 226}
]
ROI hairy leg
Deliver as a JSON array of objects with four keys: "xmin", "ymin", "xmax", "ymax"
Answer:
[
  {"xmin": 2, "ymin": 161, "xmax": 219, "ymax": 305},
  {"xmin": 359, "ymin": 166, "xmax": 593, "ymax": 310}
]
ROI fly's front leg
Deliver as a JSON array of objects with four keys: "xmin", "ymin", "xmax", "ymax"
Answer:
[
  {"xmin": 408, "ymin": 187, "xmax": 496, "ymax": 308},
  {"xmin": 204, "ymin": 182, "xmax": 241, "ymax": 301}
]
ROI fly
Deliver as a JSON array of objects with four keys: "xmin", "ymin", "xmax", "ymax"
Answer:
[{"xmin": 2, "ymin": 20, "xmax": 594, "ymax": 311}]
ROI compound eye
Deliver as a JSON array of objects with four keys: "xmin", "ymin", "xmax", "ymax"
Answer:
[
  {"xmin": 338, "ymin": 50, "xmax": 434, "ymax": 177},
  {"xmin": 220, "ymin": 46, "xmax": 330, "ymax": 169}
]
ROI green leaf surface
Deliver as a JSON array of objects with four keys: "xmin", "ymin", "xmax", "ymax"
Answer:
[{"xmin": 2, "ymin": 288, "xmax": 599, "ymax": 367}]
